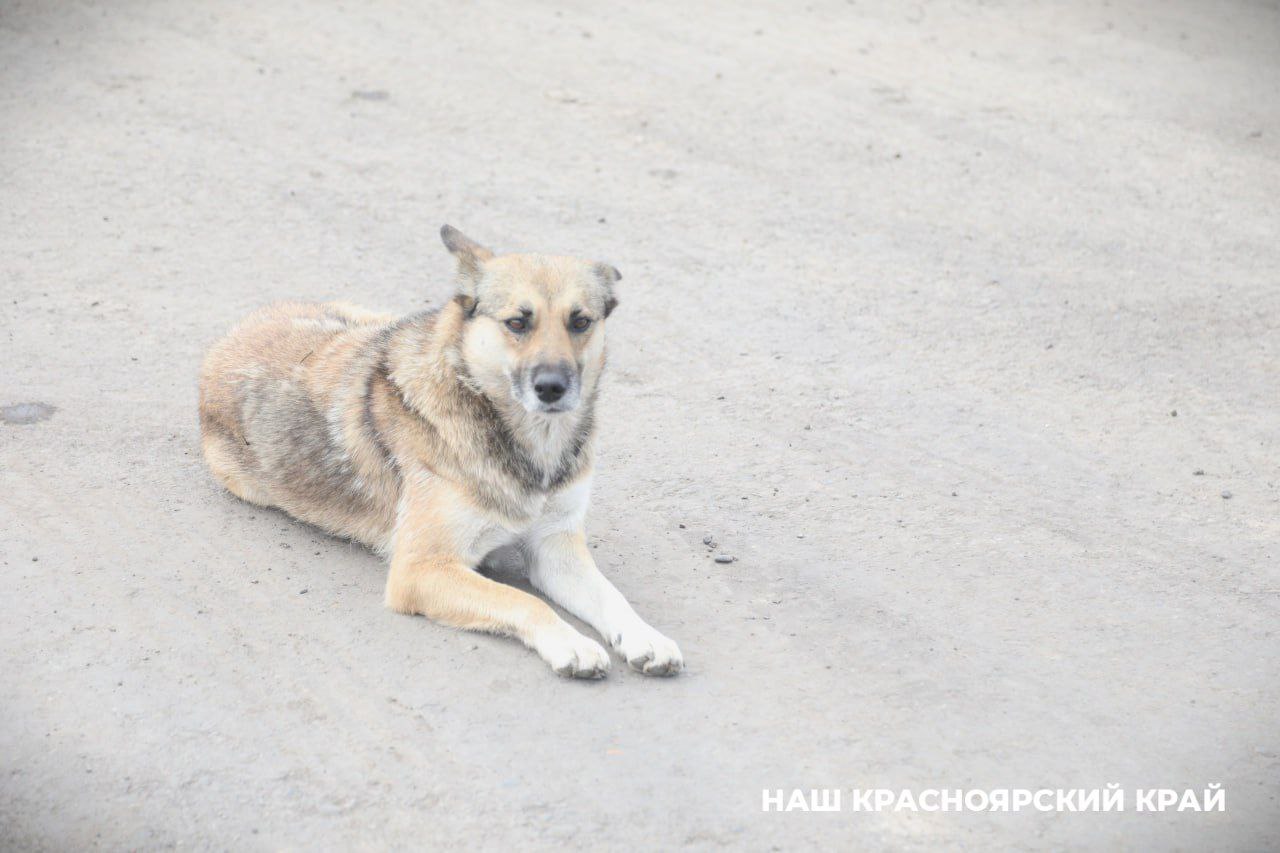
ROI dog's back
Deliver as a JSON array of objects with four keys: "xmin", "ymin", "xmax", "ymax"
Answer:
[{"xmin": 198, "ymin": 301, "xmax": 401, "ymax": 547}]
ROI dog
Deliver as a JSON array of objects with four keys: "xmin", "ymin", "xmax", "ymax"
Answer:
[{"xmin": 198, "ymin": 226, "xmax": 683, "ymax": 678}]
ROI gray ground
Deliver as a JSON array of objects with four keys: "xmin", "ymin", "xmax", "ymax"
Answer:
[{"xmin": 2, "ymin": 0, "xmax": 1278, "ymax": 849}]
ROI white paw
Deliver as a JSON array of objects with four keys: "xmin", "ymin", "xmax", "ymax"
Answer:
[
  {"xmin": 535, "ymin": 623, "xmax": 611, "ymax": 679},
  {"xmin": 610, "ymin": 623, "xmax": 684, "ymax": 676}
]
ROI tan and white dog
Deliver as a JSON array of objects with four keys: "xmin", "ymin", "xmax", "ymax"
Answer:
[{"xmin": 198, "ymin": 226, "xmax": 683, "ymax": 678}]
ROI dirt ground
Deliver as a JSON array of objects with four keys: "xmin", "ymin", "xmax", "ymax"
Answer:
[{"xmin": 2, "ymin": 0, "xmax": 1278, "ymax": 849}]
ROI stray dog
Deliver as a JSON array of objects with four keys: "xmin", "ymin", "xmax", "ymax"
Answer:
[{"xmin": 198, "ymin": 226, "xmax": 682, "ymax": 678}]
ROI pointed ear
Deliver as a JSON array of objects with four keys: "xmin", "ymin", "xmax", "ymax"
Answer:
[
  {"xmin": 594, "ymin": 263, "xmax": 621, "ymax": 317},
  {"xmin": 440, "ymin": 225, "xmax": 494, "ymax": 304}
]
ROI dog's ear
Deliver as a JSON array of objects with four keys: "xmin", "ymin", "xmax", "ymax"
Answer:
[
  {"xmin": 595, "ymin": 263, "xmax": 621, "ymax": 317},
  {"xmin": 440, "ymin": 225, "xmax": 494, "ymax": 307}
]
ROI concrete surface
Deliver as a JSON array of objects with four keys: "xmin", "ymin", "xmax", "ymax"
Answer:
[{"xmin": 2, "ymin": 0, "xmax": 1278, "ymax": 849}]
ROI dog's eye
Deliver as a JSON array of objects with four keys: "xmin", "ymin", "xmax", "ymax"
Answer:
[
  {"xmin": 505, "ymin": 317, "xmax": 527, "ymax": 333},
  {"xmin": 570, "ymin": 316, "xmax": 592, "ymax": 332}
]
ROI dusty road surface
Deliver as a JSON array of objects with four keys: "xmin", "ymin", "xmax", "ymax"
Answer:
[{"xmin": 3, "ymin": 0, "xmax": 1278, "ymax": 849}]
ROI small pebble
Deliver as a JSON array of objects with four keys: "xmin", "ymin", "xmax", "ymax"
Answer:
[
  {"xmin": 1170, "ymin": 409, "xmax": 1178, "ymax": 417},
  {"xmin": 299, "ymin": 588, "xmax": 309, "ymax": 594},
  {"xmin": 702, "ymin": 535, "xmax": 715, "ymax": 547},
  {"xmin": 714, "ymin": 554, "xmax": 735, "ymax": 564},
  {"xmin": 1193, "ymin": 469, "xmax": 1204, "ymax": 476},
  {"xmin": 1221, "ymin": 491, "xmax": 1231, "ymax": 500}
]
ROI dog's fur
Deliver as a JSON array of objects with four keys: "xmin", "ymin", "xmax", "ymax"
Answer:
[{"xmin": 198, "ymin": 227, "xmax": 681, "ymax": 677}]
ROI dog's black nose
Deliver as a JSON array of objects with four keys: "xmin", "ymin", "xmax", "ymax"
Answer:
[{"xmin": 532, "ymin": 367, "xmax": 570, "ymax": 404}]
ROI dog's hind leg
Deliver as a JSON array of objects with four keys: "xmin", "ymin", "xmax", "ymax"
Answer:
[{"xmin": 200, "ymin": 428, "xmax": 274, "ymax": 507}]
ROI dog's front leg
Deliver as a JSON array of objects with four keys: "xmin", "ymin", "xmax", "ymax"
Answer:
[
  {"xmin": 528, "ymin": 531, "xmax": 683, "ymax": 676},
  {"xmin": 384, "ymin": 480, "xmax": 610, "ymax": 678}
]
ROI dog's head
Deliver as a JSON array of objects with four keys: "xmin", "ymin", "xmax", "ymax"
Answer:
[{"xmin": 442, "ymin": 225, "xmax": 619, "ymax": 415}]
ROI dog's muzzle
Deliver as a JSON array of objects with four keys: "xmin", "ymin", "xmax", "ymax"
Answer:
[{"xmin": 525, "ymin": 362, "xmax": 579, "ymax": 412}]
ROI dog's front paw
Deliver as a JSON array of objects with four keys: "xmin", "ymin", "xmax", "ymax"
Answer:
[
  {"xmin": 535, "ymin": 623, "xmax": 611, "ymax": 679},
  {"xmin": 612, "ymin": 624, "xmax": 683, "ymax": 676}
]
